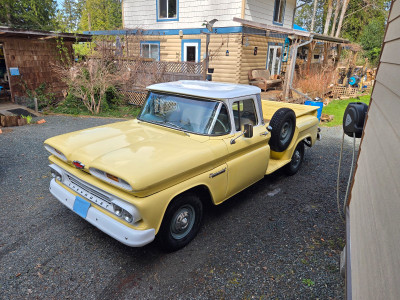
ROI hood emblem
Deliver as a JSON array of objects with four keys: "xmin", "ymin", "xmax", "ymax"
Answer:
[{"xmin": 73, "ymin": 160, "xmax": 85, "ymax": 169}]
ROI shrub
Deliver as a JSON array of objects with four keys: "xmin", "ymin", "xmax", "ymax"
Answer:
[{"xmin": 293, "ymin": 65, "xmax": 338, "ymax": 101}]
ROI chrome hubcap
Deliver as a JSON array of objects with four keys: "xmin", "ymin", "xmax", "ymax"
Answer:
[
  {"xmin": 280, "ymin": 121, "xmax": 292, "ymax": 144},
  {"xmin": 170, "ymin": 205, "xmax": 195, "ymax": 239}
]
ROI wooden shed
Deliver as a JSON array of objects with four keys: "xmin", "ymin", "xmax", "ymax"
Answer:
[
  {"xmin": 0, "ymin": 27, "xmax": 91, "ymax": 104},
  {"xmin": 345, "ymin": 0, "xmax": 400, "ymax": 298}
]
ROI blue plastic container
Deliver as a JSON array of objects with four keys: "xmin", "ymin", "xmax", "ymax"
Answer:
[{"xmin": 305, "ymin": 100, "xmax": 324, "ymax": 121}]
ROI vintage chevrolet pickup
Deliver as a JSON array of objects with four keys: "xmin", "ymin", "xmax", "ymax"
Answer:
[{"xmin": 45, "ymin": 81, "xmax": 320, "ymax": 251}]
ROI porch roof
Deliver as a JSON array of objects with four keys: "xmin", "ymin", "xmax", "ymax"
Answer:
[
  {"xmin": 233, "ymin": 17, "xmax": 349, "ymax": 44},
  {"xmin": 0, "ymin": 26, "xmax": 92, "ymax": 42}
]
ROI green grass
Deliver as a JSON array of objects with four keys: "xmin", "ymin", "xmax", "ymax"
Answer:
[{"xmin": 322, "ymin": 95, "xmax": 370, "ymax": 127}]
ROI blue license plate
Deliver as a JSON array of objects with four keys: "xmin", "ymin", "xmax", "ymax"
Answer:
[{"xmin": 73, "ymin": 196, "xmax": 91, "ymax": 218}]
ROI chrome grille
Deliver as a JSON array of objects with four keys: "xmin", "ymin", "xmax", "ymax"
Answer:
[{"xmin": 64, "ymin": 173, "xmax": 114, "ymax": 212}]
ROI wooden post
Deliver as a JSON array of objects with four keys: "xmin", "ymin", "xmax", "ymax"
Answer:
[
  {"xmin": 283, "ymin": 40, "xmax": 299, "ymax": 100},
  {"xmin": 335, "ymin": 44, "xmax": 342, "ymax": 68},
  {"xmin": 34, "ymin": 97, "xmax": 38, "ymax": 113},
  {"xmin": 241, "ymin": 0, "xmax": 246, "ymax": 19},
  {"xmin": 205, "ymin": 33, "xmax": 210, "ymax": 71},
  {"xmin": 323, "ymin": 43, "xmax": 329, "ymax": 66},
  {"xmin": 306, "ymin": 41, "xmax": 316, "ymax": 73}
]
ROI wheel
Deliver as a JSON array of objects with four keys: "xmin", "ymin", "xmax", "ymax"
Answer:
[
  {"xmin": 157, "ymin": 193, "xmax": 203, "ymax": 252},
  {"xmin": 269, "ymin": 108, "xmax": 296, "ymax": 152},
  {"xmin": 284, "ymin": 142, "xmax": 305, "ymax": 176}
]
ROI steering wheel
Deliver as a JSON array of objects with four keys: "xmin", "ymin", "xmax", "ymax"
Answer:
[{"xmin": 213, "ymin": 119, "xmax": 228, "ymax": 133}]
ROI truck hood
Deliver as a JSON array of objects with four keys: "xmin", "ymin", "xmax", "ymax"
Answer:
[{"xmin": 45, "ymin": 120, "xmax": 225, "ymax": 196}]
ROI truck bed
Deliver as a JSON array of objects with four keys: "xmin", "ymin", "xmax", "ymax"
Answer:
[{"xmin": 261, "ymin": 100, "xmax": 318, "ymax": 122}]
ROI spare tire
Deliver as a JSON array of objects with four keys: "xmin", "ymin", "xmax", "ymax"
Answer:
[{"xmin": 269, "ymin": 108, "xmax": 296, "ymax": 152}]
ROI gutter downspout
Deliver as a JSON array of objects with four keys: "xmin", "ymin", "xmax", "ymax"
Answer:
[{"xmin": 289, "ymin": 35, "xmax": 314, "ymax": 101}]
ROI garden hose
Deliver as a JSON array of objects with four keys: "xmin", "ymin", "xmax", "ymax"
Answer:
[{"xmin": 337, "ymin": 131, "xmax": 356, "ymax": 222}]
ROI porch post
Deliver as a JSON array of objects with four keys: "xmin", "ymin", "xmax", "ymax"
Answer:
[
  {"xmin": 283, "ymin": 39, "xmax": 298, "ymax": 100},
  {"xmin": 306, "ymin": 41, "xmax": 316, "ymax": 73}
]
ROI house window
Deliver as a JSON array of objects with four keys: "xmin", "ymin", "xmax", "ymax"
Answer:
[
  {"xmin": 141, "ymin": 42, "xmax": 160, "ymax": 61},
  {"xmin": 273, "ymin": 0, "xmax": 286, "ymax": 25},
  {"xmin": 158, "ymin": 0, "xmax": 178, "ymax": 20}
]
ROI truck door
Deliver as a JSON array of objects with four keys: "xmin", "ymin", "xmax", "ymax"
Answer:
[{"xmin": 223, "ymin": 97, "xmax": 270, "ymax": 198}]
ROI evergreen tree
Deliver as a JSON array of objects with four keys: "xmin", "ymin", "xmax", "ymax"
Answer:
[
  {"xmin": 79, "ymin": 0, "xmax": 122, "ymax": 31},
  {"xmin": 0, "ymin": 0, "xmax": 58, "ymax": 30},
  {"xmin": 57, "ymin": 0, "xmax": 83, "ymax": 32}
]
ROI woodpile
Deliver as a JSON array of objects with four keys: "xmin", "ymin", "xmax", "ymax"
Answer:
[
  {"xmin": 321, "ymin": 113, "xmax": 334, "ymax": 122},
  {"xmin": 0, "ymin": 115, "xmax": 27, "ymax": 127}
]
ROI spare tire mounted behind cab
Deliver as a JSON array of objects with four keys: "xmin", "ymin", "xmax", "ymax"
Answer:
[{"xmin": 268, "ymin": 108, "xmax": 296, "ymax": 152}]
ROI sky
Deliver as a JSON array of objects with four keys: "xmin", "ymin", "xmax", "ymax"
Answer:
[{"xmin": 56, "ymin": 0, "xmax": 63, "ymax": 9}]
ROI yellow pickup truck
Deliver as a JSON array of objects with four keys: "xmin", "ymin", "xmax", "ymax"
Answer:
[{"xmin": 44, "ymin": 81, "xmax": 319, "ymax": 251}]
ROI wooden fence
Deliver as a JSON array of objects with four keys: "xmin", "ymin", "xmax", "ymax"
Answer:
[{"xmin": 118, "ymin": 59, "xmax": 206, "ymax": 106}]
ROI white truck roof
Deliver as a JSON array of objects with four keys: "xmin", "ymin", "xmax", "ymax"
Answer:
[{"xmin": 147, "ymin": 80, "xmax": 261, "ymax": 99}]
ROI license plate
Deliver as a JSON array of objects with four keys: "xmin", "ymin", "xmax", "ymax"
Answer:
[{"xmin": 73, "ymin": 196, "xmax": 91, "ymax": 218}]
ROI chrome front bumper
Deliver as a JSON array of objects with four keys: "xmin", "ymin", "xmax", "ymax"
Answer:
[{"xmin": 49, "ymin": 179, "xmax": 155, "ymax": 247}]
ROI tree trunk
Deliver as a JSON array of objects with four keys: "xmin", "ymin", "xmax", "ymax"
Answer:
[
  {"xmin": 335, "ymin": 0, "xmax": 350, "ymax": 38},
  {"xmin": 310, "ymin": 0, "xmax": 318, "ymax": 32},
  {"xmin": 331, "ymin": 0, "xmax": 341, "ymax": 36},
  {"xmin": 323, "ymin": 0, "xmax": 334, "ymax": 35},
  {"xmin": 5, "ymin": 2, "xmax": 11, "ymax": 26}
]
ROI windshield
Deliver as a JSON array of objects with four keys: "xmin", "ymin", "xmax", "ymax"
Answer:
[{"xmin": 138, "ymin": 92, "xmax": 231, "ymax": 135}]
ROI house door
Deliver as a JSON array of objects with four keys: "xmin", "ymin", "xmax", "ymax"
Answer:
[
  {"xmin": 267, "ymin": 45, "xmax": 282, "ymax": 76},
  {"xmin": 183, "ymin": 42, "xmax": 199, "ymax": 62}
]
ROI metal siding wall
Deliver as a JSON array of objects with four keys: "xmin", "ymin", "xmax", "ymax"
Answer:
[{"xmin": 349, "ymin": 0, "xmax": 400, "ymax": 298}]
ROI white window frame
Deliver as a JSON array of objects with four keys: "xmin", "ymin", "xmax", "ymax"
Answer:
[
  {"xmin": 140, "ymin": 42, "xmax": 160, "ymax": 61},
  {"xmin": 157, "ymin": 0, "xmax": 178, "ymax": 21}
]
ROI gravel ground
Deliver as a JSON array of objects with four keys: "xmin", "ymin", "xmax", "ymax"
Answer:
[{"xmin": 0, "ymin": 116, "xmax": 357, "ymax": 299}]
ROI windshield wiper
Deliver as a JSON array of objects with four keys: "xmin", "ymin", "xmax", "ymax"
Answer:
[
  {"xmin": 165, "ymin": 121, "xmax": 184, "ymax": 130},
  {"xmin": 152, "ymin": 120, "xmax": 190, "ymax": 136}
]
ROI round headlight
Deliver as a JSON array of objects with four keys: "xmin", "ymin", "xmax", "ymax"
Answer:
[
  {"xmin": 113, "ymin": 204, "xmax": 122, "ymax": 217},
  {"xmin": 122, "ymin": 211, "xmax": 133, "ymax": 223}
]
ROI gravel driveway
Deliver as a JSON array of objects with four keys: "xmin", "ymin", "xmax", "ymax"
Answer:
[{"xmin": 0, "ymin": 116, "xmax": 356, "ymax": 299}]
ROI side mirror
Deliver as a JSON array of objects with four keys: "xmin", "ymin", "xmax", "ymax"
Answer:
[{"xmin": 244, "ymin": 124, "xmax": 253, "ymax": 138}]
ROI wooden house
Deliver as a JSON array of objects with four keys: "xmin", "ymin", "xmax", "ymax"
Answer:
[
  {"xmin": 85, "ymin": 0, "xmax": 347, "ymax": 87},
  {"xmin": 0, "ymin": 27, "xmax": 91, "ymax": 103}
]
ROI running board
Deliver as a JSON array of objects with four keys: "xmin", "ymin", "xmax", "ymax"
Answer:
[{"xmin": 266, "ymin": 159, "xmax": 291, "ymax": 175}]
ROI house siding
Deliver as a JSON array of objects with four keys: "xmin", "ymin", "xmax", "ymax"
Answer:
[
  {"xmin": 1, "ymin": 38, "xmax": 72, "ymax": 102},
  {"xmin": 123, "ymin": 0, "xmax": 242, "ymax": 29},
  {"xmin": 348, "ymin": 0, "xmax": 400, "ymax": 298},
  {"xmin": 244, "ymin": 0, "xmax": 296, "ymax": 28},
  {"xmin": 238, "ymin": 34, "xmax": 288, "ymax": 84},
  {"xmin": 128, "ymin": 33, "xmax": 242, "ymax": 84}
]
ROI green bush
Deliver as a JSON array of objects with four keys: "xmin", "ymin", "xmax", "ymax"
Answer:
[{"xmin": 52, "ymin": 92, "xmax": 89, "ymax": 115}]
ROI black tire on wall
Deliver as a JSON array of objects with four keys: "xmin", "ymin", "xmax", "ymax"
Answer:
[
  {"xmin": 269, "ymin": 108, "xmax": 296, "ymax": 152},
  {"xmin": 157, "ymin": 193, "xmax": 203, "ymax": 252}
]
